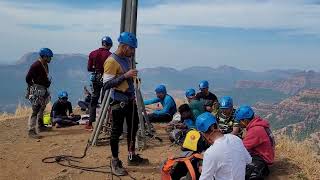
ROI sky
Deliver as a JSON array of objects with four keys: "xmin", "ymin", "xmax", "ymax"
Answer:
[{"xmin": 0, "ymin": 0, "xmax": 319, "ymax": 71}]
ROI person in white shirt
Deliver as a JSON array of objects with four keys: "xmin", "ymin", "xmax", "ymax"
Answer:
[{"xmin": 196, "ymin": 112, "xmax": 252, "ymax": 180}]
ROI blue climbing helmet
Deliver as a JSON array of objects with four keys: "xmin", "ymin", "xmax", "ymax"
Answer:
[
  {"xmin": 199, "ymin": 80, "xmax": 209, "ymax": 89},
  {"xmin": 118, "ymin": 32, "xmax": 137, "ymax": 48},
  {"xmin": 185, "ymin": 88, "xmax": 196, "ymax": 98},
  {"xmin": 234, "ymin": 105, "xmax": 254, "ymax": 122},
  {"xmin": 196, "ymin": 112, "xmax": 218, "ymax": 133},
  {"xmin": 155, "ymin": 84, "xmax": 167, "ymax": 94},
  {"xmin": 39, "ymin": 48, "xmax": 53, "ymax": 57},
  {"xmin": 58, "ymin": 91, "xmax": 68, "ymax": 99},
  {"xmin": 102, "ymin": 36, "xmax": 113, "ymax": 46},
  {"xmin": 220, "ymin": 96, "xmax": 233, "ymax": 109}
]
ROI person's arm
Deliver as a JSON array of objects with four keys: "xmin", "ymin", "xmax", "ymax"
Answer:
[
  {"xmin": 144, "ymin": 98, "xmax": 160, "ymax": 106},
  {"xmin": 67, "ymin": 101, "xmax": 73, "ymax": 115},
  {"xmin": 231, "ymin": 126, "xmax": 240, "ymax": 135},
  {"xmin": 199, "ymin": 150, "xmax": 217, "ymax": 180},
  {"xmin": 243, "ymin": 126, "xmax": 263, "ymax": 151},
  {"xmin": 26, "ymin": 64, "xmax": 36, "ymax": 86},
  {"xmin": 153, "ymin": 96, "xmax": 173, "ymax": 115},
  {"xmin": 102, "ymin": 59, "xmax": 126, "ymax": 90},
  {"xmin": 51, "ymin": 102, "xmax": 57, "ymax": 118},
  {"xmin": 87, "ymin": 52, "xmax": 94, "ymax": 72}
]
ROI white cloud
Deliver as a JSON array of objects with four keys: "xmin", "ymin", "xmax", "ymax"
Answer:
[{"xmin": 0, "ymin": 0, "xmax": 319, "ymax": 71}]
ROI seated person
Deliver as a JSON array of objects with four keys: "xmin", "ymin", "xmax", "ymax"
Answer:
[
  {"xmin": 196, "ymin": 112, "xmax": 252, "ymax": 180},
  {"xmin": 77, "ymin": 86, "xmax": 91, "ymax": 112},
  {"xmin": 51, "ymin": 91, "xmax": 81, "ymax": 128},
  {"xmin": 195, "ymin": 80, "xmax": 219, "ymax": 114},
  {"xmin": 235, "ymin": 105, "xmax": 275, "ymax": 180},
  {"xmin": 216, "ymin": 96, "xmax": 241, "ymax": 136},
  {"xmin": 185, "ymin": 88, "xmax": 206, "ymax": 119},
  {"xmin": 144, "ymin": 84, "xmax": 177, "ymax": 123}
]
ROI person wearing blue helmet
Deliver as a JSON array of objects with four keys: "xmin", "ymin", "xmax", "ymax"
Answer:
[
  {"xmin": 102, "ymin": 32, "xmax": 148, "ymax": 176},
  {"xmin": 77, "ymin": 86, "xmax": 92, "ymax": 112},
  {"xmin": 234, "ymin": 105, "xmax": 275, "ymax": 179},
  {"xmin": 86, "ymin": 36, "xmax": 113, "ymax": 130},
  {"xmin": 25, "ymin": 48, "xmax": 54, "ymax": 139},
  {"xmin": 196, "ymin": 112, "xmax": 252, "ymax": 180},
  {"xmin": 51, "ymin": 91, "xmax": 81, "ymax": 128},
  {"xmin": 216, "ymin": 96, "xmax": 241, "ymax": 136},
  {"xmin": 195, "ymin": 80, "xmax": 218, "ymax": 114},
  {"xmin": 144, "ymin": 84, "xmax": 177, "ymax": 123}
]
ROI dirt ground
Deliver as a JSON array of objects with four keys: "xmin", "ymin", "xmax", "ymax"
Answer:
[{"xmin": 0, "ymin": 117, "xmax": 297, "ymax": 180}]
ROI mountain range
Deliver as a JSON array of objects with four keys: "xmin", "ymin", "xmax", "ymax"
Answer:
[{"xmin": 1, "ymin": 52, "xmax": 319, "ymax": 112}]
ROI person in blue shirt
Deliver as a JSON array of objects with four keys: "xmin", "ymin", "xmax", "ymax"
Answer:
[{"xmin": 144, "ymin": 84, "xmax": 177, "ymax": 123}]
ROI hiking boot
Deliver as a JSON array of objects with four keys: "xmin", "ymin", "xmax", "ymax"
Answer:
[
  {"xmin": 111, "ymin": 159, "xmax": 127, "ymax": 176},
  {"xmin": 127, "ymin": 154, "xmax": 149, "ymax": 166},
  {"xmin": 85, "ymin": 124, "xmax": 93, "ymax": 131},
  {"xmin": 38, "ymin": 126, "xmax": 52, "ymax": 132},
  {"xmin": 28, "ymin": 130, "xmax": 41, "ymax": 139}
]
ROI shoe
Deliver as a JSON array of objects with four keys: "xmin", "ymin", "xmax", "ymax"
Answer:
[
  {"xmin": 38, "ymin": 126, "xmax": 52, "ymax": 132},
  {"xmin": 127, "ymin": 154, "xmax": 149, "ymax": 166},
  {"xmin": 111, "ymin": 159, "xmax": 127, "ymax": 176},
  {"xmin": 85, "ymin": 124, "xmax": 93, "ymax": 131},
  {"xmin": 28, "ymin": 130, "xmax": 42, "ymax": 139}
]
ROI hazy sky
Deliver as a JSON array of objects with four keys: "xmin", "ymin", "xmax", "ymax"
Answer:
[{"xmin": 0, "ymin": 0, "xmax": 319, "ymax": 71}]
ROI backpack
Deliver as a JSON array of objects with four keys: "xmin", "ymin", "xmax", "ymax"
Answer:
[{"xmin": 161, "ymin": 153, "xmax": 203, "ymax": 180}]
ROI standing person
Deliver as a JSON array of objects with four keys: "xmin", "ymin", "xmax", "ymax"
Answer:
[
  {"xmin": 144, "ymin": 84, "xmax": 177, "ymax": 123},
  {"xmin": 196, "ymin": 112, "xmax": 252, "ymax": 180},
  {"xmin": 195, "ymin": 80, "xmax": 219, "ymax": 113},
  {"xmin": 86, "ymin": 36, "xmax": 113, "ymax": 130},
  {"xmin": 103, "ymin": 32, "xmax": 149, "ymax": 176},
  {"xmin": 25, "ymin": 48, "xmax": 53, "ymax": 139},
  {"xmin": 234, "ymin": 105, "xmax": 275, "ymax": 179}
]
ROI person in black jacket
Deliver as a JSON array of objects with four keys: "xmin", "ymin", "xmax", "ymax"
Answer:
[{"xmin": 51, "ymin": 91, "xmax": 80, "ymax": 128}]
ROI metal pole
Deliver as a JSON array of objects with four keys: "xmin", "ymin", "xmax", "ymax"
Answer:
[{"xmin": 120, "ymin": 0, "xmax": 126, "ymax": 33}]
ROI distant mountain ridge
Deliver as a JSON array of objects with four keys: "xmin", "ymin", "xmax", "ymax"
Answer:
[
  {"xmin": 254, "ymin": 88, "xmax": 320, "ymax": 140},
  {"xmin": 0, "ymin": 52, "xmax": 319, "ymax": 112}
]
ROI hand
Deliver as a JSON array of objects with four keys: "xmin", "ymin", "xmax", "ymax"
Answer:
[
  {"xmin": 124, "ymin": 69, "xmax": 138, "ymax": 78},
  {"xmin": 70, "ymin": 113, "xmax": 74, "ymax": 116}
]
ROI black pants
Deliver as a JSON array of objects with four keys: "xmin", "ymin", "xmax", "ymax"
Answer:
[
  {"xmin": 110, "ymin": 100, "xmax": 139, "ymax": 158},
  {"xmin": 78, "ymin": 101, "xmax": 89, "ymax": 111},
  {"xmin": 53, "ymin": 115, "xmax": 81, "ymax": 127},
  {"xmin": 148, "ymin": 113, "xmax": 172, "ymax": 123},
  {"xmin": 89, "ymin": 82, "xmax": 102, "ymax": 125},
  {"xmin": 246, "ymin": 155, "xmax": 270, "ymax": 180}
]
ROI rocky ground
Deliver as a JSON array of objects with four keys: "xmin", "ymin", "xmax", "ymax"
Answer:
[{"xmin": 0, "ymin": 117, "xmax": 312, "ymax": 180}]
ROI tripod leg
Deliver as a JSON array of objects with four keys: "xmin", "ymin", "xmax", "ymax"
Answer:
[{"xmin": 91, "ymin": 90, "xmax": 111, "ymax": 146}]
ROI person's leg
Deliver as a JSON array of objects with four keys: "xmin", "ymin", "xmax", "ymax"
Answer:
[
  {"xmin": 126, "ymin": 101, "xmax": 149, "ymax": 166},
  {"xmin": 88, "ymin": 83, "xmax": 102, "ymax": 127},
  {"xmin": 245, "ymin": 155, "xmax": 269, "ymax": 180},
  {"xmin": 38, "ymin": 103, "xmax": 51, "ymax": 132},
  {"xmin": 110, "ymin": 103, "xmax": 127, "ymax": 176},
  {"xmin": 28, "ymin": 104, "xmax": 41, "ymax": 138},
  {"xmin": 148, "ymin": 113, "xmax": 172, "ymax": 123},
  {"xmin": 78, "ymin": 101, "xmax": 88, "ymax": 111}
]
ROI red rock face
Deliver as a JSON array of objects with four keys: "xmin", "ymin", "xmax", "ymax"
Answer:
[
  {"xmin": 236, "ymin": 71, "xmax": 320, "ymax": 95},
  {"xmin": 254, "ymin": 89, "xmax": 320, "ymax": 140}
]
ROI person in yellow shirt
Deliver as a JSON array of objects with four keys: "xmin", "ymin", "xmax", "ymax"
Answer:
[{"xmin": 103, "ymin": 32, "xmax": 149, "ymax": 176}]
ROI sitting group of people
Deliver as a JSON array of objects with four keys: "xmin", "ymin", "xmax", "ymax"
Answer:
[{"xmin": 144, "ymin": 80, "xmax": 275, "ymax": 180}]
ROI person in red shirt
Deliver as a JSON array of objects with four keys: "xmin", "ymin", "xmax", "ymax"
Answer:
[
  {"xmin": 25, "ymin": 48, "xmax": 53, "ymax": 139},
  {"xmin": 86, "ymin": 36, "xmax": 113, "ymax": 130},
  {"xmin": 235, "ymin": 105, "xmax": 275, "ymax": 180}
]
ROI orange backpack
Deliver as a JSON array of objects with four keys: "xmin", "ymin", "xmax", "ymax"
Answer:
[{"xmin": 161, "ymin": 153, "xmax": 203, "ymax": 180}]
